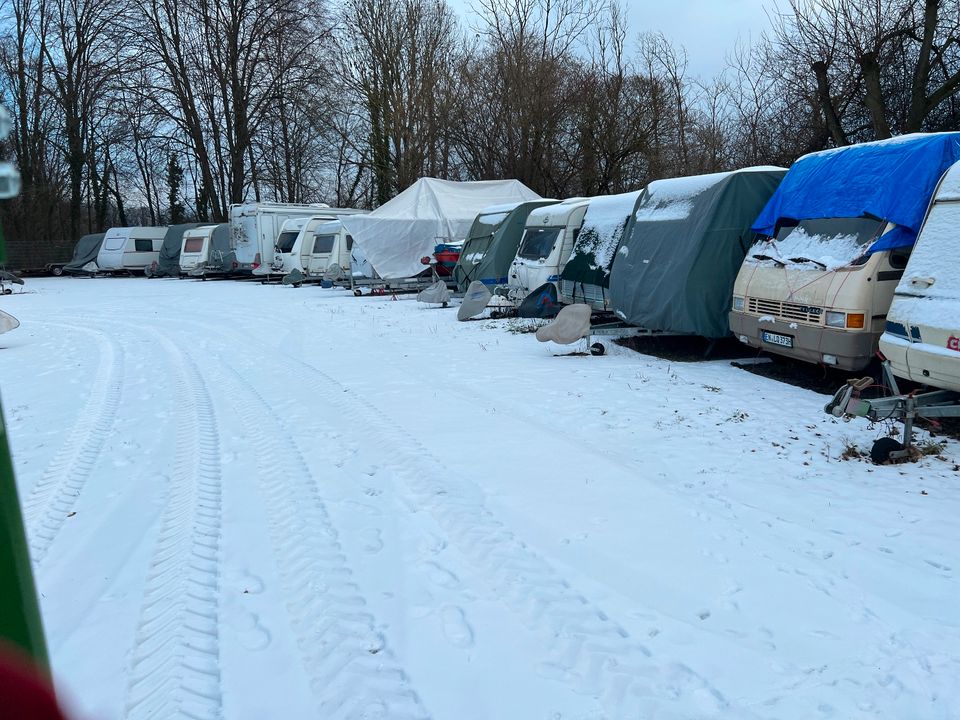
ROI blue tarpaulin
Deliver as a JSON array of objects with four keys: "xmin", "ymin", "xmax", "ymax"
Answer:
[{"xmin": 752, "ymin": 132, "xmax": 960, "ymax": 254}]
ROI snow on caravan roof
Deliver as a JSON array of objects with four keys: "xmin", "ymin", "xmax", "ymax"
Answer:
[
  {"xmin": 752, "ymin": 132, "xmax": 960, "ymax": 254},
  {"xmin": 560, "ymin": 189, "xmax": 644, "ymax": 289},
  {"xmin": 339, "ymin": 178, "xmax": 540, "ymax": 280}
]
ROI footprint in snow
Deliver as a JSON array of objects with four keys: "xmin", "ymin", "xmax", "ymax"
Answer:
[
  {"xmin": 440, "ymin": 605, "xmax": 474, "ymax": 648},
  {"xmin": 423, "ymin": 561, "xmax": 460, "ymax": 589},
  {"xmin": 360, "ymin": 528, "xmax": 383, "ymax": 554}
]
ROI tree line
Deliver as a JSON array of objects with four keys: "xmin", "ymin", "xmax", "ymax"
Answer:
[{"xmin": 1, "ymin": 0, "xmax": 958, "ymax": 268}]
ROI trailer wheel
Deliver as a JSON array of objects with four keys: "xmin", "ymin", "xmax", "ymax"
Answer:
[
  {"xmin": 2, "ymin": 288, "xmax": 11, "ymax": 295},
  {"xmin": 589, "ymin": 342, "xmax": 606, "ymax": 356},
  {"xmin": 52, "ymin": 266, "xmax": 63, "ymax": 276},
  {"xmin": 870, "ymin": 436, "xmax": 904, "ymax": 465},
  {"xmin": 353, "ymin": 289, "xmax": 362, "ymax": 297}
]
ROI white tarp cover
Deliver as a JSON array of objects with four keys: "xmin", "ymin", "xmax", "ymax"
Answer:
[{"xmin": 340, "ymin": 178, "xmax": 540, "ymax": 279}]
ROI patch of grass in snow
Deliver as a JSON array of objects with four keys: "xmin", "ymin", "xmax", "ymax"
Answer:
[
  {"xmin": 916, "ymin": 439, "xmax": 946, "ymax": 457},
  {"xmin": 840, "ymin": 439, "xmax": 866, "ymax": 461},
  {"xmin": 505, "ymin": 318, "xmax": 546, "ymax": 334}
]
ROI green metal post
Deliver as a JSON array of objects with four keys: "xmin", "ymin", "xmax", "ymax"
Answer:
[{"xmin": 0, "ymin": 101, "xmax": 50, "ymax": 666}]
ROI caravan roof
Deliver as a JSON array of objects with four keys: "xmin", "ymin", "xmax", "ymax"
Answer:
[
  {"xmin": 752, "ymin": 133, "xmax": 960, "ymax": 255},
  {"xmin": 609, "ymin": 167, "xmax": 786, "ymax": 338},
  {"xmin": 339, "ymin": 178, "xmax": 540, "ymax": 280}
]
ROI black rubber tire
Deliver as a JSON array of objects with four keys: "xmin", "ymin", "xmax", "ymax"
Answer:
[
  {"xmin": 590, "ymin": 342, "xmax": 606, "ymax": 356},
  {"xmin": 2, "ymin": 288, "xmax": 11, "ymax": 295},
  {"xmin": 353, "ymin": 289, "xmax": 362, "ymax": 296},
  {"xmin": 870, "ymin": 436, "xmax": 904, "ymax": 465},
  {"xmin": 52, "ymin": 266, "xmax": 63, "ymax": 276}
]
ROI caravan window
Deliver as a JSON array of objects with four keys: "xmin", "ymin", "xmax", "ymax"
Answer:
[
  {"xmin": 346, "ymin": 236, "xmax": 354, "ymax": 251},
  {"xmin": 275, "ymin": 231, "xmax": 298, "ymax": 253},
  {"xmin": 473, "ymin": 212, "xmax": 510, "ymax": 238},
  {"xmin": 104, "ymin": 234, "xmax": 126, "ymax": 251},
  {"xmin": 184, "ymin": 237, "xmax": 204, "ymax": 253},
  {"xmin": 748, "ymin": 216, "xmax": 885, "ymax": 270},
  {"xmin": 312, "ymin": 234, "xmax": 336, "ymax": 254},
  {"xmin": 518, "ymin": 227, "xmax": 563, "ymax": 260},
  {"xmin": 134, "ymin": 238, "xmax": 153, "ymax": 252}
]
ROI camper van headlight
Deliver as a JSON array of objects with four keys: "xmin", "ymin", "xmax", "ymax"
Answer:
[
  {"xmin": 825, "ymin": 311, "xmax": 846, "ymax": 328},
  {"xmin": 732, "ymin": 296, "xmax": 745, "ymax": 312}
]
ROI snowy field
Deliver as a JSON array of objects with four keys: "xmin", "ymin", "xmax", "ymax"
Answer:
[{"xmin": 1, "ymin": 277, "xmax": 958, "ymax": 720}]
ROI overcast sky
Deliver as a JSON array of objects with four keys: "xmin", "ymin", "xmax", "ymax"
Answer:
[{"xmin": 450, "ymin": 0, "xmax": 777, "ymax": 79}]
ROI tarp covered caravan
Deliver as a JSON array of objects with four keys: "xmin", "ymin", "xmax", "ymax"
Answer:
[
  {"xmin": 63, "ymin": 233, "xmax": 105, "ymax": 274},
  {"xmin": 152, "ymin": 223, "xmax": 201, "ymax": 277},
  {"xmin": 558, "ymin": 189, "xmax": 645, "ymax": 311},
  {"xmin": 453, "ymin": 200, "xmax": 557, "ymax": 292},
  {"xmin": 340, "ymin": 178, "xmax": 541, "ymax": 280},
  {"xmin": 609, "ymin": 167, "xmax": 786, "ymax": 338}
]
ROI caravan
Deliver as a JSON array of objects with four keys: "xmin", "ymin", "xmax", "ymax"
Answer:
[
  {"xmin": 729, "ymin": 133, "xmax": 960, "ymax": 371},
  {"xmin": 558, "ymin": 190, "xmax": 645, "ymax": 312},
  {"xmin": 96, "ymin": 227, "xmax": 167, "ymax": 272},
  {"xmin": 453, "ymin": 200, "xmax": 557, "ymax": 292},
  {"xmin": 880, "ymin": 159, "xmax": 960, "ymax": 391},
  {"xmin": 229, "ymin": 202, "xmax": 363, "ymax": 275},
  {"xmin": 505, "ymin": 198, "xmax": 590, "ymax": 305},
  {"xmin": 179, "ymin": 224, "xmax": 233, "ymax": 276},
  {"xmin": 150, "ymin": 224, "xmax": 202, "ymax": 277},
  {"xmin": 302, "ymin": 220, "xmax": 353, "ymax": 280},
  {"xmin": 63, "ymin": 233, "xmax": 105, "ymax": 275}
]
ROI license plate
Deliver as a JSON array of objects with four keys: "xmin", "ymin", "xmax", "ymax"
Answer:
[{"xmin": 761, "ymin": 330, "xmax": 794, "ymax": 348}]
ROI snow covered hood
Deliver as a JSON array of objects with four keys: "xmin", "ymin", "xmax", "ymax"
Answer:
[
  {"xmin": 752, "ymin": 133, "xmax": 960, "ymax": 254},
  {"xmin": 340, "ymin": 178, "xmax": 540, "ymax": 280}
]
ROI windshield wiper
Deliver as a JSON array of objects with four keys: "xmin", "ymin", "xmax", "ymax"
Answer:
[
  {"xmin": 750, "ymin": 254, "xmax": 786, "ymax": 268},
  {"xmin": 788, "ymin": 256, "xmax": 827, "ymax": 270}
]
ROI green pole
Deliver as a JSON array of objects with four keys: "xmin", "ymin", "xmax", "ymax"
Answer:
[
  {"xmin": 0, "ymin": 102, "xmax": 50, "ymax": 667},
  {"xmin": 0, "ymin": 400, "xmax": 49, "ymax": 668}
]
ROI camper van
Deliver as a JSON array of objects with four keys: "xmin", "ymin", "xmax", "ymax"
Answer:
[
  {"xmin": 729, "ymin": 133, "xmax": 960, "ymax": 371},
  {"xmin": 880, "ymin": 160, "xmax": 960, "ymax": 391},
  {"xmin": 505, "ymin": 198, "xmax": 590, "ymax": 304},
  {"xmin": 230, "ymin": 202, "xmax": 363, "ymax": 275},
  {"xmin": 179, "ymin": 224, "xmax": 232, "ymax": 276},
  {"xmin": 97, "ymin": 227, "xmax": 167, "ymax": 272}
]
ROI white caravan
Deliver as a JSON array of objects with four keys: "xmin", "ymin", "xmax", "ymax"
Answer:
[
  {"xmin": 97, "ymin": 227, "xmax": 167, "ymax": 272},
  {"xmin": 179, "ymin": 224, "xmax": 232, "ymax": 276},
  {"xmin": 229, "ymin": 202, "xmax": 364, "ymax": 274},
  {"xmin": 303, "ymin": 220, "xmax": 354, "ymax": 280},
  {"xmin": 271, "ymin": 217, "xmax": 313, "ymax": 273},
  {"xmin": 505, "ymin": 198, "xmax": 590, "ymax": 304},
  {"xmin": 880, "ymin": 160, "xmax": 960, "ymax": 391}
]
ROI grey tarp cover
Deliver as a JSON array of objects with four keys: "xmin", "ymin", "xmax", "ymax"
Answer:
[
  {"xmin": 203, "ymin": 224, "xmax": 235, "ymax": 273},
  {"xmin": 154, "ymin": 223, "xmax": 201, "ymax": 276},
  {"xmin": 559, "ymin": 189, "xmax": 644, "ymax": 305},
  {"xmin": 63, "ymin": 233, "xmax": 105, "ymax": 273},
  {"xmin": 453, "ymin": 200, "xmax": 557, "ymax": 292},
  {"xmin": 609, "ymin": 167, "xmax": 786, "ymax": 338}
]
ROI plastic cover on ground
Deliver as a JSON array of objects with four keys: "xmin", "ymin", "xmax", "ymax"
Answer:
[
  {"xmin": 752, "ymin": 133, "xmax": 960, "ymax": 254},
  {"xmin": 609, "ymin": 167, "xmax": 787, "ymax": 338},
  {"xmin": 340, "ymin": 178, "xmax": 540, "ymax": 280}
]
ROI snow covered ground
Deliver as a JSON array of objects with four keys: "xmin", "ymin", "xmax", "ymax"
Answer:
[{"xmin": 1, "ymin": 278, "xmax": 958, "ymax": 720}]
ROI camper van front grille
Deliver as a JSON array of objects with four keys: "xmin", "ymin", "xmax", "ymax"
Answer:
[{"xmin": 747, "ymin": 298, "xmax": 823, "ymax": 324}]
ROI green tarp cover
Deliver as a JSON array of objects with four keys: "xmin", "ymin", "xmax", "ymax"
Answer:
[
  {"xmin": 155, "ymin": 223, "xmax": 201, "ymax": 276},
  {"xmin": 453, "ymin": 200, "xmax": 557, "ymax": 292},
  {"xmin": 559, "ymin": 189, "xmax": 644, "ymax": 290},
  {"xmin": 609, "ymin": 167, "xmax": 786, "ymax": 338},
  {"xmin": 63, "ymin": 233, "xmax": 105, "ymax": 272}
]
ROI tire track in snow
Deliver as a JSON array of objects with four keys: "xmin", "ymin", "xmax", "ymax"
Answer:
[
  {"xmin": 290, "ymin": 362, "xmax": 736, "ymax": 717},
  {"xmin": 123, "ymin": 329, "xmax": 222, "ymax": 720},
  {"xmin": 169, "ymin": 316, "xmax": 740, "ymax": 718},
  {"xmin": 209, "ymin": 351, "xmax": 430, "ymax": 719},
  {"xmin": 21, "ymin": 322, "xmax": 124, "ymax": 565}
]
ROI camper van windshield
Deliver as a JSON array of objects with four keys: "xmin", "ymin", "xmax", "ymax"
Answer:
[
  {"xmin": 313, "ymin": 234, "xmax": 336, "ymax": 254},
  {"xmin": 276, "ymin": 231, "xmax": 298, "ymax": 253},
  {"xmin": 747, "ymin": 216, "xmax": 885, "ymax": 271},
  {"xmin": 184, "ymin": 237, "xmax": 204, "ymax": 253},
  {"xmin": 518, "ymin": 227, "xmax": 562, "ymax": 260}
]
